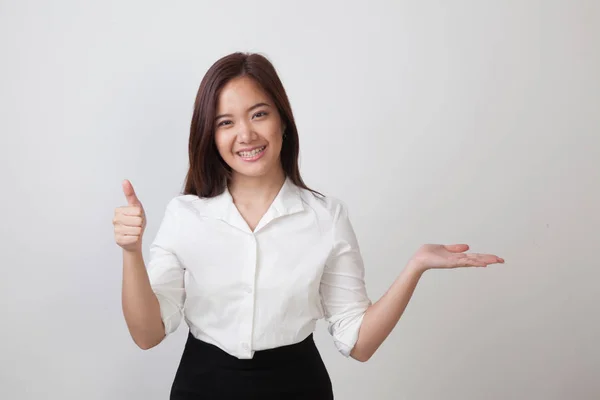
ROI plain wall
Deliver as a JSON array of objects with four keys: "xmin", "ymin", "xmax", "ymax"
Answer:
[{"xmin": 1, "ymin": 0, "xmax": 599, "ymax": 399}]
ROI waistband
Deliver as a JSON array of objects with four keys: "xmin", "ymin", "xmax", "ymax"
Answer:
[{"xmin": 183, "ymin": 331, "xmax": 318, "ymax": 367}]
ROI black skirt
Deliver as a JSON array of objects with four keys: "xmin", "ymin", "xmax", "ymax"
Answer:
[{"xmin": 170, "ymin": 331, "xmax": 334, "ymax": 399}]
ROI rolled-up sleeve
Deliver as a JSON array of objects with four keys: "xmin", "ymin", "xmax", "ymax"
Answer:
[
  {"xmin": 147, "ymin": 198, "xmax": 185, "ymax": 336},
  {"xmin": 320, "ymin": 201, "xmax": 371, "ymax": 357}
]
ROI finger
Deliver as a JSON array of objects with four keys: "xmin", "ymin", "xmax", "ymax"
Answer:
[
  {"xmin": 473, "ymin": 253, "xmax": 504, "ymax": 263},
  {"xmin": 118, "ymin": 205, "xmax": 144, "ymax": 217},
  {"xmin": 118, "ymin": 235, "xmax": 139, "ymax": 245},
  {"xmin": 113, "ymin": 215, "xmax": 144, "ymax": 227},
  {"xmin": 444, "ymin": 244, "xmax": 469, "ymax": 253},
  {"xmin": 115, "ymin": 225, "xmax": 143, "ymax": 236},
  {"xmin": 453, "ymin": 254, "xmax": 487, "ymax": 267},
  {"xmin": 122, "ymin": 179, "xmax": 142, "ymax": 206},
  {"xmin": 464, "ymin": 253, "xmax": 504, "ymax": 266}
]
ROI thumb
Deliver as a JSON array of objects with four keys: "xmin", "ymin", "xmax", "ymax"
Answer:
[
  {"xmin": 122, "ymin": 179, "xmax": 142, "ymax": 206},
  {"xmin": 444, "ymin": 244, "xmax": 469, "ymax": 253}
]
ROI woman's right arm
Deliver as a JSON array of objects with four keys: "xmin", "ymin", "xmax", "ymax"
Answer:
[
  {"xmin": 121, "ymin": 249, "xmax": 165, "ymax": 349},
  {"xmin": 114, "ymin": 180, "xmax": 166, "ymax": 350}
]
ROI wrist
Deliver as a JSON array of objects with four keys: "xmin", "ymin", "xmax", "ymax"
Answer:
[
  {"xmin": 123, "ymin": 248, "xmax": 143, "ymax": 259},
  {"xmin": 406, "ymin": 259, "xmax": 428, "ymax": 275}
]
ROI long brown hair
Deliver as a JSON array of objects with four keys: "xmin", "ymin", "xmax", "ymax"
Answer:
[{"xmin": 183, "ymin": 52, "xmax": 318, "ymax": 198}]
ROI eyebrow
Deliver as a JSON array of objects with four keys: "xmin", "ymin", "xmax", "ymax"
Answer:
[{"xmin": 215, "ymin": 102, "xmax": 272, "ymax": 121}]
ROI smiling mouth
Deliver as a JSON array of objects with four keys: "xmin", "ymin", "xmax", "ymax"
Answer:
[{"xmin": 237, "ymin": 146, "xmax": 266, "ymax": 159}]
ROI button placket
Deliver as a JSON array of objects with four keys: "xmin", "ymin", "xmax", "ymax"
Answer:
[{"xmin": 241, "ymin": 233, "xmax": 258, "ymax": 356}]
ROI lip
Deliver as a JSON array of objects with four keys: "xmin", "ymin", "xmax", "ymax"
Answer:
[{"xmin": 236, "ymin": 145, "xmax": 267, "ymax": 162}]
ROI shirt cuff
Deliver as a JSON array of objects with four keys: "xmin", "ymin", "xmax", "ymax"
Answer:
[
  {"xmin": 330, "ymin": 311, "xmax": 366, "ymax": 357},
  {"xmin": 155, "ymin": 292, "xmax": 183, "ymax": 336}
]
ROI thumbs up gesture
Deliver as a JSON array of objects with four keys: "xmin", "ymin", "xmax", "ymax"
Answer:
[{"xmin": 113, "ymin": 180, "xmax": 147, "ymax": 253}]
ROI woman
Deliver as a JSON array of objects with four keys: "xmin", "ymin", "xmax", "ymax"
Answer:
[{"xmin": 113, "ymin": 52, "xmax": 504, "ymax": 399}]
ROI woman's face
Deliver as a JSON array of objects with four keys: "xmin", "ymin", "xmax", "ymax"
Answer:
[{"xmin": 214, "ymin": 76, "xmax": 285, "ymax": 181}]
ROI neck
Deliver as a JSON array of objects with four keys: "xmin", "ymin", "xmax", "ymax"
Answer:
[{"xmin": 228, "ymin": 167, "xmax": 286, "ymax": 206}]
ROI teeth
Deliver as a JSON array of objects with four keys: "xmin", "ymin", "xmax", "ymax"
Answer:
[{"xmin": 238, "ymin": 146, "xmax": 265, "ymax": 158}]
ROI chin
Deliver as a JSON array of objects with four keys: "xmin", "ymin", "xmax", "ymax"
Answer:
[
  {"xmin": 230, "ymin": 158, "xmax": 281, "ymax": 179},
  {"xmin": 232, "ymin": 165, "xmax": 272, "ymax": 178}
]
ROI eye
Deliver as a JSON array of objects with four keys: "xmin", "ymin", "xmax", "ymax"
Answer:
[
  {"xmin": 217, "ymin": 120, "xmax": 232, "ymax": 127},
  {"xmin": 253, "ymin": 111, "xmax": 268, "ymax": 119}
]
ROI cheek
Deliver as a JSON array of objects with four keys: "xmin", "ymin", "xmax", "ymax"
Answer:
[
  {"xmin": 273, "ymin": 134, "xmax": 284, "ymax": 156},
  {"xmin": 272, "ymin": 135, "xmax": 283, "ymax": 153},
  {"xmin": 214, "ymin": 132, "xmax": 233, "ymax": 157},
  {"xmin": 266, "ymin": 126, "xmax": 283, "ymax": 151}
]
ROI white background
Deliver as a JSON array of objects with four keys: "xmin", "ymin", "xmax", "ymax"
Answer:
[{"xmin": 1, "ymin": 1, "xmax": 599, "ymax": 399}]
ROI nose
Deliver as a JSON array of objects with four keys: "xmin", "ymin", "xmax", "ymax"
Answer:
[{"xmin": 237, "ymin": 120, "xmax": 257, "ymax": 143}]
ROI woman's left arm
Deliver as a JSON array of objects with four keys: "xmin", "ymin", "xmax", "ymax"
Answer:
[
  {"xmin": 350, "ymin": 244, "xmax": 504, "ymax": 362},
  {"xmin": 349, "ymin": 260, "xmax": 423, "ymax": 362}
]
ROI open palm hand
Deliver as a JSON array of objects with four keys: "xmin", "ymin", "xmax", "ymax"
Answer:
[{"xmin": 410, "ymin": 244, "xmax": 504, "ymax": 273}]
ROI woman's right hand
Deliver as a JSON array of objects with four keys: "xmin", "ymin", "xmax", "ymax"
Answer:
[{"xmin": 114, "ymin": 180, "xmax": 146, "ymax": 253}]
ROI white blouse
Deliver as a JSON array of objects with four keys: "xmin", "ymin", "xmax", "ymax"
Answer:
[{"xmin": 147, "ymin": 177, "xmax": 371, "ymax": 359}]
